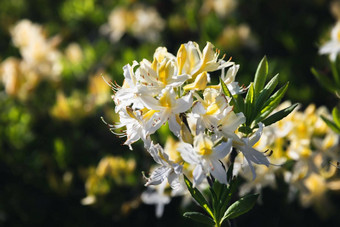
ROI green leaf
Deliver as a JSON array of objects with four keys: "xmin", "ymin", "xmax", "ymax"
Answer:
[
  {"xmin": 183, "ymin": 212, "xmax": 215, "ymax": 226},
  {"xmin": 220, "ymin": 78, "xmax": 241, "ymax": 112},
  {"xmin": 256, "ymin": 82, "xmax": 289, "ymax": 123},
  {"xmin": 321, "ymin": 115, "xmax": 340, "ymax": 134},
  {"xmin": 245, "ymin": 83, "xmax": 255, "ymax": 124},
  {"xmin": 212, "ymin": 180, "xmax": 223, "ymax": 200},
  {"xmin": 255, "ymin": 74, "xmax": 279, "ymax": 113},
  {"xmin": 262, "ymin": 103, "xmax": 298, "ymax": 126},
  {"xmin": 219, "ymin": 177, "xmax": 238, "ymax": 220},
  {"xmin": 311, "ymin": 68, "xmax": 339, "ymax": 93},
  {"xmin": 220, "ymin": 77, "xmax": 232, "ymax": 97},
  {"xmin": 254, "ymin": 56, "xmax": 268, "ymax": 97},
  {"xmin": 235, "ymin": 94, "xmax": 245, "ymax": 113},
  {"xmin": 183, "ymin": 175, "xmax": 214, "ymax": 218},
  {"xmin": 222, "ymin": 194, "xmax": 259, "ymax": 220},
  {"xmin": 332, "ymin": 107, "xmax": 340, "ymax": 128},
  {"xmin": 238, "ymin": 126, "xmax": 253, "ymax": 135},
  {"xmin": 211, "ymin": 180, "xmax": 225, "ymax": 221}
]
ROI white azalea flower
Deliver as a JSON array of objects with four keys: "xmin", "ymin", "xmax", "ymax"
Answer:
[
  {"xmin": 319, "ymin": 21, "xmax": 340, "ymax": 61},
  {"xmin": 177, "ymin": 41, "xmax": 233, "ymax": 79},
  {"xmin": 113, "ymin": 61, "xmax": 144, "ymax": 112},
  {"xmin": 139, "ymin": 87, "xmax": 193, "ymax": 138},
  {"xmin": 138, "ymin": 56, "xmax": 189, "ymax": 94},
  {"xmin": 221, "ymin": 63, "xmax": 245, "ymax": 95},
  {"xmin": 178, "ymin": 133, "xmax": 232, "ymax": 187},
  {"xmin": 232, "ymin": 123, "xmax": 270, "ymax": 180},
  {"xmin": 145, "ymin": 142, "xmax": 183, "ymax": 189},
  {"xmin": 218, "ymin": 107, "xmax": 246, "ymax": 140},
  {"xmin": 114, "ymin": 107, "xmax": 158, "ymax": 149},
  {"xmin": 187, "ymin": 88, "xmax": 229, "ymax": 135},
  {"xmin": 141, "ymin": 181, "xmax": 170, "ymax": 218}
]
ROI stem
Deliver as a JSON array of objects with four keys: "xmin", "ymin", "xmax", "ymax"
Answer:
[
  {"xmin": 207, "ymin": 176, "xmax": 214, "ymax": 188},
  {"xmin": 215, "ymin": 221, "xmax": 221, "ymax": 227},
  {"xmin": 230, "ymin": 148, "xmax": 237, "ymax": 164}
]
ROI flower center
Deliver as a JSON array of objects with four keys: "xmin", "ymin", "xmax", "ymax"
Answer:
[
  {"xmin": 159, "ymin": 90, "xmax": 173, "ymax": 108},
  {"xmin": 197, "ymin": 139, "xmax": 213, "ymax": 156}
]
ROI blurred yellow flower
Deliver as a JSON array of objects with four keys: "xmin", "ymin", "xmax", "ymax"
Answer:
[
  {"xmin": 201, "ymin": 0, "xmax": 237, "ymax": 18},
  {"xmin": 65, "ymin": 43, "xmax": 83, "ymax": 64},
  {"xmin": 100, "ymin": 5, "xmax": 165, "ymax": 43},
  {"xmin": 11, "ymin": 19, "xmax": 62, "ymax": 80},
  {"xmin": 0, "ymin": 57, "xmax": 39, "ymax": 100},
  {"xmin": 217, "ymin": 24, "xmax": 255, "ymax": 50},
  {"xmin": 82, "ymin": 156, "xmax": 136, "ymax": 205},
  {"xmin": 50, "ymin": 91, "xmax": 87, "ymax": 120}
]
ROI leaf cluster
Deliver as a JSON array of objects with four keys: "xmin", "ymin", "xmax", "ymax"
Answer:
[
  {"xmin": 221, "ymin": 56, "xmax": 298, "ymax": 136},
  {"xmin": 183, "ymin": 166, "xmax": 258, "ymax": 227}
]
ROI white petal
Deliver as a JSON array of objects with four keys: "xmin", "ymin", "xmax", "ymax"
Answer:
[
  {"xmin": 172, "ymin": 92, "xmax": 193, "ymax": 114},
  {"xmin": 178, "ymin": 142, "xmax": 200, "ymax": 164},
  {"xmin": 210, "ymin": 159, "xmax": 227, "ymax": 184},
  {"xmin": 242, "ymin": 146, "xmax": 270, "ymax": 167},
  {"xmin": 249, "ymin": 123, "xmax": 264, "ymax": 146},
  {"xmin": 168, "ymin": 171, "xmax": 181, "ymax": 189},
  {"xmin": 192, "ymin": 101, "xmax": 206, "ymax": 115},
  {"xmin": 213, "ymin": 139, "xmax": 232, "ymax": 160},
  {"xmin": 168, "ymin": 114, "xmax": 181, "ymax": 138},
  {"xmin": 193, "ymin": 165, "xmax": 205, "ymax": 187},
  {"xmin": 138, "ymin": 93, "xmax": 162, "ymax": 110},
  {"xmin": 145, "ymin": 166, "xmax": 171, "ymax": 186},
  {"xmin": 169, "ymin": 74, "xmax": 191, "ymax": 87},
  {"xmin": 244, "ymin": 156, "xmax": 257, "ymax": 180},
  {"xmin": 319, "ymin": 41, "xmax": 340, "ymax": 54}
]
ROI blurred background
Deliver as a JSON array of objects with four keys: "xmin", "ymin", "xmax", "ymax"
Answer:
[{"xmin": 0, "ymin": 0, "xmax": 340, "ymax": 226}]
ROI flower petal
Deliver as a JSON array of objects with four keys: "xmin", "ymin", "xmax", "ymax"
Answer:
[{"xmin": 210, "ymin": 159, "xmax": 227, "ymax": 184}]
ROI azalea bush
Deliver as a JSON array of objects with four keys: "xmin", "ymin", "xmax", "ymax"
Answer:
[{"xmin": 108, "ymin": 41, "xmax": 297, "ymax": 226}]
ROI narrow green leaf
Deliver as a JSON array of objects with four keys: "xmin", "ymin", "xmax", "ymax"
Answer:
[
  {"xmin": 255, "ymin": 74, "xmax": 279, "ymax": 113},
  {"xmin": 223, "ymin": 194, "xmax": 259, "ymax": 220},
  {"xmin": 213, "ymin": 180, "xmax": 223, "ymax": 199},
  {"xmin": 220, "ymin": 77, "xmax": 232, "ymax": 97},
  {"xmin": 332, "ymin": 107, "xmax": 340, "ymax": 127},
  {"xmin": 183, "ymin": 175, "xmax": 214, "ymax": 218},
  {"xmin": 238, "ymin": 126, "xmax": 253, "ymax": 135},
  {"xmin": 209, "ymin": 186, "xmax": 218, "ymax": 215},
  {"xmin": 220, "ymin": 77, "xmax": 241, "ymax": 113},
  {"xmin": 256, "ymin": 82, "xmax": 289, "ymax": 123},
  {"xmin": 245, "ymin": 83, "xmax": 255, "ymax": 124},
  {"xmin": 262, "ymin": 103, "xmax": 298, "ymax": 126},
  {"xmin": 311, "ymin": 68, "xmax": 338, "ymax": 93},
  {"xmin": 219, "ymin": 177, "xmax": 238, "ymax": 219},
  {"xmin": 254, "ymin": 56, "xmax": 268, "ymax": 97},
  {"xmin": 321, "ymin": 115, "xmax": 340, "ymax": 134},
  {"xmin": 235, "ymin": 94, "xmax": 244, "ymax": 113},
  {"xmin": 245, "ymin": 83, "xmax": 255, "ymax": 104},
  {"xmin": 183, "ymin": 212, "xmax": 215, "ymax": 226}
]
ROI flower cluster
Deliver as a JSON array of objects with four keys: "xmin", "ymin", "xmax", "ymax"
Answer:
[
  {"xmin": 0, "ymin": 20, "xmax": 62, "ymax": 100},
  {"xmin": 238, "ymin": 102, "xmax": 340, "ymax": 216},
  {"xmin": 110, "ymin": 42, "xmax": 276, "ymax": 203},
  {"xmin": 82, "ymin": 155, "xmax": 136, "ymax": 206},
  {"xmin": 0, "ymin": 19, "xmax": 111, "ymax": 120}
]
